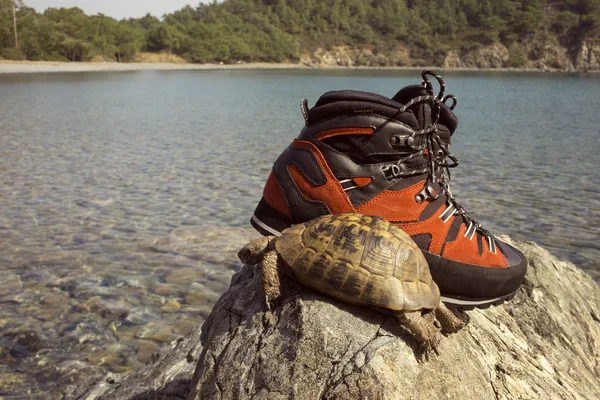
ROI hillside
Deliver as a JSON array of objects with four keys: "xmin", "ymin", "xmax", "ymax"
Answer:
[{"xmin": 1, "ymin": 0, "xmax": 599, "ymax": 70}]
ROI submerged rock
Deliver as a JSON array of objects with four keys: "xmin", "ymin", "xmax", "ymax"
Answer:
[
  {"xmin": 64, "ymin": 324, "xmax": 203, "ymax": 400},
  {"xmin": 68, "ymin": 240, "xmax": 600, "ymax": 400},
  {"xmin": 8, "ymin": 331, "xmax": 43, "ymax": 358},
  {"xmin": 135, "ymin": 322, "xmax": 178, "ymax": 343}
]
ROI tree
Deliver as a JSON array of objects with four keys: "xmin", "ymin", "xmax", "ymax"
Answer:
[
  {"xmin": 90, "ymin": 13, "xmax": 118, "ymax": 60},
  {"xmin": 0, "ymin": 0, "xmax": 22, "ymax": 48},
  {"xmin": 11, "ymin": 0, "xmax": 17, "ymax": 47},
  {"xmin": 113, "ymin": 23, "xmax": 142, "ymax": 61},
  {"xmin": 147, "ymin": 24, "xmax": 184, "ymax": 52},
  {"xmin": 0, "ymin": 0, "xmax": 597, "ymax": 66}
]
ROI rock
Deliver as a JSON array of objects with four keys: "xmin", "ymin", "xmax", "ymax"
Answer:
[
  {"xmin": 135, "ymin": 322, "xmax": 179, "ymax": 343},
  {"xmin": 522, "ymin": 33, "xmax": 575, "ymax": 71},
  {"xmin": 114, "ymin": 325, "xmax": 139, "ymax": 342},
  {"xmin": 300, "ymin": 37, "xmax": 598, "ymax": 71},
  {"xmin": 40, "ymin": 293, "xmax": 70, "ymax": 306},
  {"xmin": 0, "ymin": 273, "xmax": 22, "ymax": 296},
  {"xmin": 124, "ymin": 307, "xmax": 160, "ymax": 326},
  {"xmin": 63, "ymin": 319, "xmax": 115, "ymax": 346},
  {"xmin": 8, "ymin": 331, "xmax": 43, "ymax": 358},
  {"xmin": 0, "ymin": 373, "xmax": 30, "ymax": 397},
  {"xmin": 313, "ymin": 47, "xmax": 345, "ymax": 67},
  {"xmin": 160, "ymin": 299, "xmax": 182, "ymax": 313},
  {"xmin": 307, "ymin": 36, "xmax": 595, "ymax": 71},
  {"xmin": 178, "ymin": 306, "xmax": 213, "ymax": 322},
  {"xmin": 54, "ymin": 360, "xmax": 110, "ymax": 394},
  {"xmin": 101, "ymin": 300, "xmax": 133, "ymax": 320},
  {"xmin": 70, "ymin": 240, "xmax": 600, "ymax": 400},
  {"xmin": 184, "ymin": 282, "xmax": 221, "ymax": 306},
  {"xmin": 136, "ymin": 340, "xmax": 162, "ymax": 363},
  {"xmin": 462, "ymin": 42, "xmax": 510, "ymax": 69},
  {"xmin": 308, "ymin": 45, "xmax": 410, "ymax": 67},
  {"xmin": 151, "ymin": 283, "xmax": 177, "ymax": 296},
  {"xmin": 442, "ymin": 50, "xmax": 463, "ymax": 69},
  {"xmin": 202, "ymin": 277, "xmax": 228, "ymax": 293},
  {"xmin": 66, "ymin": 325, "xmax": 204, "ymax": 399},
  {"xmin": 87, "ymin": 345, "xmax": 127, "ymax": 367},
  {"xmin": 576, "ymin": 38, "xmax": 600, "ymax": 71},
  {"xmin": 164, "ymin": 267, "xmax": 204, "ymax": 284},
  {"xmin": 171, "ymin": 320, "xmax": 197, "ymax": 337},
  {"xmin": 190, "ymin": 239, "xmax": 600, "ymax": 399},
  {"xmin": 184, "ymin": 290, "xmax": 208, "ymax": 305}
]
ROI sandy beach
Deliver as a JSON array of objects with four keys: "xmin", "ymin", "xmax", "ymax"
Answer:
[
  {"xmin": 0, "ymin": 61, "xmax": 310, "ymax": 74},
  {"xmin": 1, "ymin": 60, "xmax": 591, "ymax": 74}
]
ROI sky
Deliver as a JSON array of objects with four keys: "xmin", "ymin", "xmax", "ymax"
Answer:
[{"xmin": 23, "ymin": 0, "xmax": 211, "ymax": 20}]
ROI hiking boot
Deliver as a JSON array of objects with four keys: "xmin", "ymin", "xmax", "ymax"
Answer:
[{"xmin": 250, "ymin": 70, "xmax": 527, "ymax": 309}]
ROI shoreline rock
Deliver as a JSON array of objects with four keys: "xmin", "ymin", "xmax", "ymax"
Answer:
[{"xmin": 69, "ymin": 239, "xmax": 600, "ymax": 399}]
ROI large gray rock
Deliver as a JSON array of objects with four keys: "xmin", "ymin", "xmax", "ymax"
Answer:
[
  {"xmin": 188, "ymin": 238, "xmax": 600, "ymax": 399},
  {"xmin": 72, "ymin": 239, "xmax": 600, "ymax": 399}
]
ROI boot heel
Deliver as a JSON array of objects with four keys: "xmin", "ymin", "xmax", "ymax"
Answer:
[{"xmin": 250, "ymin": 198, "xmax": 292, "ymax": 236}]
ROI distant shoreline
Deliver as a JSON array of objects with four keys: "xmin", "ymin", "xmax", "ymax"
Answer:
[
  {"xmin": 0, "ymin": 60, "xmax": 597, "ymax": 74},
  {"xmin": 0, "ymin": 61, "xmax": 306, "ymax": 74}
]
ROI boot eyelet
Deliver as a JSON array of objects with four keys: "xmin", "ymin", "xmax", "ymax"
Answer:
[
  {"xmin": 390, "ymin": 135, "xmax": 415, "ymax": 148},
  {"xmin": 415, "ymin": 185, "xmax": 438, "ymax": 204}
]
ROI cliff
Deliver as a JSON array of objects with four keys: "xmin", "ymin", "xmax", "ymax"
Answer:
[
  {"xmin": 302, "ymin": 37, "xmax": 600, "ymax": 72},
  {"xmin": 67, "ymin": 238, "xmax": 600, "ymax": 400}
]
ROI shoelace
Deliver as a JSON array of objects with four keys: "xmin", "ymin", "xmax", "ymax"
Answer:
[{"xmin": 379, "ymin": 70, "xmax": 496, "ymax": 250}]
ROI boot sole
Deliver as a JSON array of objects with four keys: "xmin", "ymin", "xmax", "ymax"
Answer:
[
  {"xmin": 250, "ymin": 198, "xmax": 522, "ymax": 310},
  {"xmin": 440, "ymin": 290, "xmax": 518, "ymax": 310}
]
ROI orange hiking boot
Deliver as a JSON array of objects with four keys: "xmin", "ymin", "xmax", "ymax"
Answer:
[{"xmin": 250, "ymin": 70, "xmax": 527, "ymax": 309}]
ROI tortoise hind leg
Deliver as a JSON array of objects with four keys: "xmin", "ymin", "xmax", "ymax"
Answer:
[
  {"xmin": 260, "ymin": 250, "xmax": 282, "ymax": 310},
  {"xmin": 395, "ymin": 310, "xmax": 442, "ymax": 353},
  {"xmin": 434, "ymin": 303, "xmax": 464, "ymax": 334}
]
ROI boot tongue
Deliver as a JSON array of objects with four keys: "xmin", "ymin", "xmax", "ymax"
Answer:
[
  {"xmin": 392, "ymin": 84, "xmax": 432, "ymax": 147},
  {"xmin": 391, "ymin": 84, "xmax": 458, "ymax": 137},
  {"xmin": 391, "ymin": 84, "xmax": 426, "ymax": 105}
]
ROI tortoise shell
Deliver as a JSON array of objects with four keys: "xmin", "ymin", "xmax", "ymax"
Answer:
[{"xmin": 275, "ymin": 213, "xmax": 440, "ymax": 311}]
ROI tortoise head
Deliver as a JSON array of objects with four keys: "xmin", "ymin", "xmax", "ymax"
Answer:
[{"xmin": 238, "ymin": 236, "xmax": 274, "ymax": 265}]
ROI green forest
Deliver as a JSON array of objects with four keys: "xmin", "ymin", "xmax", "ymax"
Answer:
[{"xmin": 0, "ymin": 0, "xmax": 599, "ymax": 66}]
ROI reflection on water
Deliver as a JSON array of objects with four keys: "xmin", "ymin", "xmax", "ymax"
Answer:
[{"xmin": 0, "ymin": 69, "xmax": 599, "ymax": 397}]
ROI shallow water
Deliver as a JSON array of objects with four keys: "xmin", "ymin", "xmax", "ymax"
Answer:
[{"xmin": 0, "ymin": 69, "xmax": 599, "ymax": 397}]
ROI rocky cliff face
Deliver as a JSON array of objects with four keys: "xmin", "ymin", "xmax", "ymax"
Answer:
[
  {"xmin": 301, "ymin": 45, "xmax": 411, "ymax": 67},
  {"xmin": 522, "ymin": 33, "xmax": 575, "ymax": 71},
  {"xmin": 69, "ymin": 238, "xmax": 600, "ymax": 400},
  {"xmin": 304, "ymin": 37, "xmax": 599, "ymax": 71},
  {"xmin": 576, "ymin": 38, "xmax": 600, "ymax": 71},
  {"xmin": 443, "ymin": 43, "xmax": 509, "ymax": 69}
]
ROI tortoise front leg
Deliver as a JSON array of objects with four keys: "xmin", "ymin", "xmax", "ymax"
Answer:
[
  {"xmin": 395, "ymin": 310, "xmax": 442, "ymax": 353},
  {"xmin": 260, "ymin": 250, "xmax": 282, "ymax": 310}
]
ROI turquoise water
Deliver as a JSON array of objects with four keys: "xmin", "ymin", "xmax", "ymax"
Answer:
[{"xmin": 0, "ymin": 69, "xmax": 599, "ymax": 397}]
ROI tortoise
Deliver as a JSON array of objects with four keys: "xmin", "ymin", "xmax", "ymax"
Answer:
[{"xmin": 238, "ymin": 212, "xmax": 464, "ymax": 351}]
